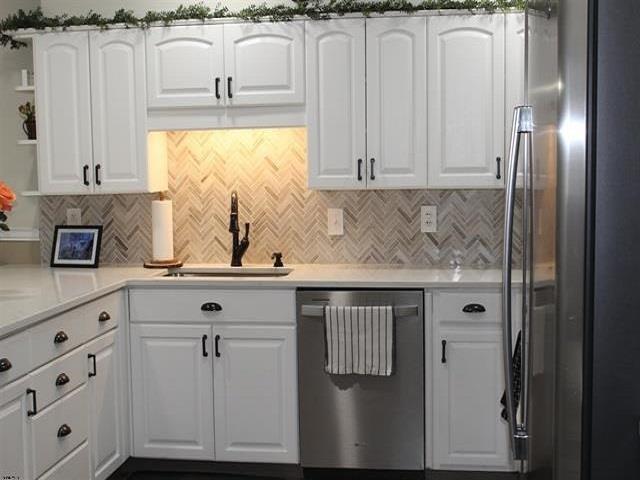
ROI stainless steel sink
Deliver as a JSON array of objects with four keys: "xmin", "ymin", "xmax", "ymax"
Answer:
[{"xmin": 164, "ymin": 265, "xmax": 293, "ymax": 278}]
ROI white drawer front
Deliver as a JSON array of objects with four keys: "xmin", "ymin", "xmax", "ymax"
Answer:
[
  {"xmin": 30, "ymin": 311, "xmax": 92, "ymax": 369},
  {"xmin": 129, "ymin": 289, "xmax": 296, "ymax": 324},
  {"xmin": 38, "ymin": 441, "xmax": 90, "ymax": 480},
  {"xmin": 0, "ymin": 329, "xmax": 32, "ymax": 387},
  {"xmin": 30, "ymin": 345, "xmax": 87, "ymax": 410},
  {"xmin": 433, "ymin": 291, "xmax": 502, "ymax": 324},
  {"xmin": 84, "ymin": 291, "xmax": 122, "ymax": 339},
  {"xmin": 32, "ymin": 385, "xmax": 89, "ymax": 478}
]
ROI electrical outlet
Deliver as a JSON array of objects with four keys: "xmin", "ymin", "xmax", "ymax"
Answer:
[
  {"xmin": 327, "ymin": 208, "xmax": 344, "ymax": 236},
  {"xmin": 421, "ymin": 205, "xmax": 437, "ymax": 233},
  {"xmin": 66, "ymin": 208, "xmax": 82, "ymax": 225}
]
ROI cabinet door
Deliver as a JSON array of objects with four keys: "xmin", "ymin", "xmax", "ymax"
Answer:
[
  {"xmin": 427, "ymin": 15, "xmax": 505, "ymax": 188},
  {"xmin": 130, "ymin": 323, "xmax": 214, "ymax": 460},
  {"xmin": 366, "ymin": 17, "xmax": 427, "ymax": 188},
  {"xmin": 505, "ymin": 13, "xmax": 525, "ymax": 186},
  {"xmin": 87, "ymin": 330, "xmax": 128, "ymax": 480},
  {"xmin": 213, "ymin": 325, "xmax": 298, "ymax": 463},
  {"xmin": 90, "ymin": 29, "xmax": 150, "ymax": 194},
  {"xmin": 35, "ymin": 31, "xmax": 93, "ymax": 194},
  {"xmin": 306, "ymin": 20, "xmax": 366, "ymax": 189},
  {"xmin": 224, "ymin": 23, "xmax": 304, "ymax": 106},
  {"xmin": 433, "ymin": 327, "xmax": 512, "ymax": 470},
  {"xmin": 0, "ymin": 377, "xmax": 32, "ymax": 480},
  {"xmin": 146, "ymin": 25, "xmax": 225, "ymax": 108}
]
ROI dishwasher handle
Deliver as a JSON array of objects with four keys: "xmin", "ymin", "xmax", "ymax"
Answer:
[{"xmin": 301, "ymin": 304, "xmax": 419, "ymax": 318}]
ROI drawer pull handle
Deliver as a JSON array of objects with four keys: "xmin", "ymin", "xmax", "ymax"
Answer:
[
  {"xmin": 54, "ymin": 331, "xmax": 69, "ymax": 344},
  {"xmin": 27, "ymin": 389, "xmax": 37, "ymax": 416},
  {"xmin": 98, "ymin": 311, "xmax": 111, "ymax": 322},
  {"xmin": 57, "ymin": 424, "xmax": 72, "ymax": 438},
  {"xmin": 0, "ymin": 358, "xmax": 12, "ymax": 372},
  {"xmin": 55, "ymin": 373, "xmax": 70, "ymax": 386},
  {"xmin": 441, "ymin": 340, "xmax": 447, "ymax": 364},
  {"xmin": 201, "ymin": 302, "xmax": 222, "ymax": 312},
  {"xmin": 462, "ymin": 303, "xmax": 486, "ymax": 313},
  {"xmin": 88, "ymin": 353, "xmax": 97, "ymax": 378}
]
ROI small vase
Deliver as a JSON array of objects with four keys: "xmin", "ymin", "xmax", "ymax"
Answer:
[{"xmin": 22, "ymin": 119, "xmax": 36, "ymax": 140}]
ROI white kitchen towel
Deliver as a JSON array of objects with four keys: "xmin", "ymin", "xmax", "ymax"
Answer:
[{"xmin": 324, "ymin": 306, "xmax": 394, "ymax": 376}]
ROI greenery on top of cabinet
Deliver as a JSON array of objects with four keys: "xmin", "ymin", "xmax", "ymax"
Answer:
[{"xmin": 1, "ymin": 0, "xmax": 525, "ymax": 49}]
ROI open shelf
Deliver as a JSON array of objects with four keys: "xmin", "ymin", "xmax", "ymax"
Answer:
[
  {"xmin": 15, "ymin": 85, "xmax": 35, "ymax": 92},
  {"xmin": 0, "ymin": 228, "xmax": 40, "ymax": 242},
  {"xmin": 20, "ymin": 190, "xmax": 41, "ymax": 197},
  {"xmin": 17, "ymin": 139, "xmax": 37, "ymax": 145}
]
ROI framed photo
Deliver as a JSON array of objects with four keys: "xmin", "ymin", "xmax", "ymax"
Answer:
[{"xmin": 50, "ymin": 225, "xmax": 103, "ymax": 268}]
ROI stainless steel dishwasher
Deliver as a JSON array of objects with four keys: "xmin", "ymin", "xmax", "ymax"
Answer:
[{"xmin": 296, "ymin": 289, "xmax": 424, "ymax": 470}]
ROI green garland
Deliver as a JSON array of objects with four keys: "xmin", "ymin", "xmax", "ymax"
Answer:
[{"xmin": 0, "ymin": 0, "xmax": 525, "ymax": 50}]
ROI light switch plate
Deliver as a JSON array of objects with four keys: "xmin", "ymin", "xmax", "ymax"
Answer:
[
  {"xmin": 66, "ymin": 208, "xmax": 81, "ymax": 225},
  {"xmin": 421, "ymin": 205, "xmax": 437, "ymax": 233},
  {"xmin": 327, "ymin": 208, "xmax": 344, "ymax": 236}
]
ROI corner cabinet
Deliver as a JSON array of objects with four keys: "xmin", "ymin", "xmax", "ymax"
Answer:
[
  {"xmin": 34, "ymin": 30, "xmax": 167, "ymax": 195},
  {"xmin": 306, "ymin": 18, "xmax": 428, "ymax": 190},
  {"xmin": 427, "ymin": 14, "xmax": 506, "ymax": 189}
]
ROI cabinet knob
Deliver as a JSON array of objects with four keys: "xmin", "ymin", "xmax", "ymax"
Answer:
[
  {"xmin": 54, "ymin": 331, "xmax": 69, "ymax": 344},
  {"xmin": 55, "ymin": 373, "xmax": 70, "ymax": 386},
  {"xmin": 0, "ymin": 358, "xmax": 12, "ymax": 372},
  {"xmin": 57, "ymin": 424, "xmax": 72, "ymax": 438},
  {"xmin": 462, "ymin": 303, "xmax": 486, "ymax": 313},
  {"xmin": 98, "ymin": 311, "xmax": 111, "ymax": 322},
  {"xmin": 201, "ymin": 302, "xmax": 222, "ymax": 312}
]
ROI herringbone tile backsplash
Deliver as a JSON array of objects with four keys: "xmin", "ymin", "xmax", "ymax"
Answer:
[{"xmin": 40, "ymin": 128, "xmax": 519, "ymax": 267}]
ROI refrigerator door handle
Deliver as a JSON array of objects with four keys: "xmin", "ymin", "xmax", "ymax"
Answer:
[{"xmin": 502, "ymin": 105, "xmax": 533, "ymax": 463}]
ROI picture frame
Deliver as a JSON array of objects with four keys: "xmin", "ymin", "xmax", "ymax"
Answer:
[{"xmin": 50, "ymin": 225, "xmax": 103, "ymax": 268}]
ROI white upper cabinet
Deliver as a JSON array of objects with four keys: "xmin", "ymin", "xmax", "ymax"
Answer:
[
  {"xmin": 366, "ymin": 17, "xmax": 427, "ymax": 188},
  {"xmin": 224, "ymin": 22, "xmax": 305, "ymax": 106},
  {"xmin": 213, "ymin": 325, "xmax": 298, "ymax": 463},
  {"xmin": 146, "ymin": 25, "xmax": 225, "ymax": 108},
  {"xmin": 306, "ymin": 19, "xmax": 366, "ymax": 189},
  {"xmin": 505, "ymin": 13, "xmax": 525, "ymax": 185},
  {"xmin": 427, "ymin": 14, "xmax": 505, "ymax": 188},
  {"xmin": 35, "ymin": 31, "xmax": 93, "ymax": 195},
  {"xmin": 90, "ymin": 29, "xmax": 161, "ymax": 194}
]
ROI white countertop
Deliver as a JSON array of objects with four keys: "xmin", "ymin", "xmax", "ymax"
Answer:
[{"xmin": 0, "ymin": 263, "xmax": 546, "ymax": 339}]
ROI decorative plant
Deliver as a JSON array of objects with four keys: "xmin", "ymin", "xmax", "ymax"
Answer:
[
  {"xmin": 18, "ymin": 101, "xmax": 35, "ymax": 121},
  {"xmin": 0, "ymin": 181, "xmax": 16, "ymax": 231},
  {"xmin": 0, "ymin": 1, "xmax": 526, "ymax": 49}
]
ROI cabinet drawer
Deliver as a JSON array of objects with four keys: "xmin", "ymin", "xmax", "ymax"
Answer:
[
  {"xmin": 31, "ymin": 384, "xmax": 88, "ymax": 478},
  {"xmin": 38, "ymin": 442, "xmax": 90, "ymax": 480},
  {"xmin": 130, "ymin": 289, "xmax": 295, "ymax": 324},
  {"xmin": 83, "ymin": 291, "xmax": 122, "ymax": 339},
  {"xmin": 433, "ymin": 291, "xmax": 501, "ymax": 324},
  {"xmin": 30, "ymin": 310, "xmax": 92, "ymax": 368},
  {"xmin": 30, "ymin": 345, "xmax": 87, "ymax": 410},
  {"xmin": 0, "ymin": 329, "xmax": 32, "ymax": 387}
]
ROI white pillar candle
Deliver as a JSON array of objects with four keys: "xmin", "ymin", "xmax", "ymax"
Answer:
[
  {"xmin": 151, "ymin": 199, "xmax": 174, "ymax": 261},
  {"xmin": 21, "ymin": 69, "xmax": 29, "ymax": 87}
]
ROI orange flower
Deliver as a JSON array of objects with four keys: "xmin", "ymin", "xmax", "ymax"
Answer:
[{"xmin": 0, "ymin": 181, "xmax": 16, "ymax": 212}]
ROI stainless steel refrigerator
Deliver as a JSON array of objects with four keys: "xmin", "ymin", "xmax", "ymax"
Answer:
[
  {"xmin": 501, "ymin": 0, "xmax": 584, "ymax": 478},
  {"xmin": 503, "ymin": 1, "xmax": 640, "ymax": 479}
]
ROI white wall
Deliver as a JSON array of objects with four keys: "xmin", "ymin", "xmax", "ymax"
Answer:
[
  {"xmin": 41, "ymin": 0, "xmax": 295, "ymax": 17},
  {"xmin": 0, "ymin": 0, "xmax": 41, "ymax": 240}
]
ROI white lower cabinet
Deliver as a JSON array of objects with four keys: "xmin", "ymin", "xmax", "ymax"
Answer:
[
  {"xmin": 130, "ymin": 323, "xmax": 215, "ymax": 460},
  {"xmin": 128, "ymin": 288, "xmax": 299, "ymax": 464},
  {"xmin": 431, "ymin": 290, "xmax": 517, "ymax": 472},
  {"xmin": 0, "ymin": 376, "xmax": 32, "ymax": 480},
  {"xmin": 87, "ymin": 330, "xmax": 128, "ymax": 480},
  {"xmin": 213, "ymin": 325, "xmax": 298, "ymax": 463},
  {"xmin": 39, "ymin": 442, "xmax": 91, "ymax": 480}
]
